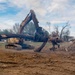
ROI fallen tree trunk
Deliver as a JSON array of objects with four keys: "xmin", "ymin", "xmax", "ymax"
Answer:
[
  {"xmin": 0, "ymin": 34, "xmax": 48, "ymax": 52},
  {"xmin": 0, "ymin": 34, "xmax": 34, "ymax": 40}
]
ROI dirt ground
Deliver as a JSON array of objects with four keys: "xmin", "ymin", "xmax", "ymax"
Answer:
[{"xmin": 0, "ymin": 42, "xmax": 75, "ymax": 75}]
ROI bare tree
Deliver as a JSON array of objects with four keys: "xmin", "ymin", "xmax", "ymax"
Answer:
[
  {"xmin": 51, "ymin": 31, "xmax": 58, "ymax": 37},
  {"xmin": 63, "ymin": 29, "xmax": 70, "ymax": 41},
  {"xmin": 50, "ymin": 21, "xmax": 70, "ymax": 41},
  {"xmin": 46, "ymin": 22, "xmax": 51, "ymax": 34},
  {"xmin": 11, "ymin": 22, "xmax": 36, "ymax": 35},
  {"xmin": 12, "ymin": 23, "xmax": 20, "ymax": 34},
  {"xmin": 54, "ymin": 25, "xmax": 59, "ymax": 37},
  {"xmin": 51, "ymin": 25, "xmax": 60, "ymax": 37},
  {"xmin": 60, "ymin": 22, "xmax": 70, "ymax": 39}
]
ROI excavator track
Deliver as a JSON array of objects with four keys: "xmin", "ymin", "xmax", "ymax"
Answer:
[{"xmin": 5, "ymin": 44, "xmax": 22, "ymax": 50}]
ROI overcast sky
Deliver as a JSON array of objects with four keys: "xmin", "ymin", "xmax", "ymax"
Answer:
[{"xmin": 0, "ymin": 0, "xmax": 75, "ymax": 37}]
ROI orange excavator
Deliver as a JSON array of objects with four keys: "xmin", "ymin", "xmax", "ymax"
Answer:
[{"xmin": 0, "ymin": 10, "xmax": 49, "ymax": 52}]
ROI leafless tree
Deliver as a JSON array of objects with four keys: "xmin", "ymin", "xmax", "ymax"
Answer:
[
  {"xmin": 62, "ymin": 29, "xmax": 70, "ymax": 41},
  {"xmin": 12, "ymin": 23, "xmax": 20, "ymax": 34},
  {"xmin": 60, "ymin": 22, "xmax": 70, "ymax": 39},
  {"xmin": 46, "ymin": 22, "xmax": 51, "ymax": 34},
  {"xmin": 54, "ymin": 25, "xmax": 59, "ymax": 37},
  {"xmin": 50, "ymin": 21, "xmax": 70, "ymax": 41}
]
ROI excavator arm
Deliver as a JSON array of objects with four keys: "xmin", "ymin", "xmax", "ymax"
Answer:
[
  {"xmin": 18, "ymin": 9, "xmax": 49, "ymax": 52},
  {"xmin": 19, "ymin": 9, "xmax": 48, "ymax": 42},
  {"xmin": 0, "ymin": 10, "xmax": 43, "ymax": 40}
]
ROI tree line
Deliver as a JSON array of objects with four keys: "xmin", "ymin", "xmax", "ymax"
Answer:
[
  {"xmin": 46, "ymin": 21, "xmax": 74, "ymax": 41},
  {"xmin": 0, "ymin": 21, "xmax": 74, "ymax": 41}
]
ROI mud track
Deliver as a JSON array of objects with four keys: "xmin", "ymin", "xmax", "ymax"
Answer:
[{"xmin": 0, "ymin": 48, "xmax": 75, "ymax": 75}]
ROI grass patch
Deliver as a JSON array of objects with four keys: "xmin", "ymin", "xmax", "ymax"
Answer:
[{"xmin": 0, "ymin": 42, "xmax": 5, "ymax": 49}]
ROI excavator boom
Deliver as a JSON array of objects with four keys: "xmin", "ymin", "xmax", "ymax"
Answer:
[{"xmin": 19, "ymin": 10, "xmax": 39, "ymax": 34}]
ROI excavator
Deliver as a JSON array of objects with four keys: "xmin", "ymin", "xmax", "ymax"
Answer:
[{"xmin": 0, "ymin": 10, "xmax": 49, "ymax": 52}]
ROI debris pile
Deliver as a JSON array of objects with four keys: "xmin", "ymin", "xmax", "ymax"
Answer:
[
  {"xmin": 59, "ymin": 41, "xmax": 75, "ymax": 51},
  {"xmin": 55, "ymin": 41, "xmax": 75, "ymax": 51},
  {"xmin": 67, "ymin": 41, "xmax": 75, "ymax": 51}
]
